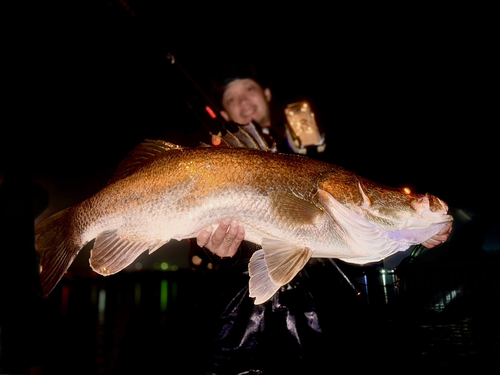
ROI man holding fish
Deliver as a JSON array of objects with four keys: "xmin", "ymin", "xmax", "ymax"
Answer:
[
  {"xmin": 35, "ymin": 56, "xmax": 452, "ymax": 374},
  {"xmin": 193, "ymin": 58, "xmax": 453, "ymax": 373}
]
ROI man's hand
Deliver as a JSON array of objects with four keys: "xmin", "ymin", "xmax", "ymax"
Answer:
[
  {"xmin": 422, "ymin": 221, "xmax": 453, "ymax": 249},
  {"xmin": 196, "ymin": 218, "xmax": 245, "ymax": 258}
]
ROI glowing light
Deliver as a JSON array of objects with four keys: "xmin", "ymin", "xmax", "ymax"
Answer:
[
  {"xmin": 160, "ymin": 280, "xmax": 168, "ymax": 312},
  {"xmin": 212, "ymin": 134, "xmax": 222, "ymax": 146},
  {"xmin": 191, "ymin": 255, "xmax": 203, "ymax": 266},
  {"xmin": 160, "ymin": 262, "xmax": 169, "ymax": 271},
  {"xmin": 205, "ymin": 105, "xmax": 217, "ymax": 119},
  {"xmin": 403, "ymin": 187, "xmax": 411, "ymax": 195},
  {"xmin": 98, "ymin": 289, "xmax": 106, "ymax": 324},
  {"xmin": 135, "ymin": 262, "xmax": 142, "ymax": 271}
]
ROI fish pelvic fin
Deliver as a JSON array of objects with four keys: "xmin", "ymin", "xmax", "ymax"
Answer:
[
  {"xmin": 89, "ymin": 230, "xmax": 166, "ymax": 276},
  {"xmin": 109, "ymin": 139, "xmax": 184, "ymax": 184},
  {"xmin": 35, "ymin": 207, "xmax": 83, "ymax": 296},
  {"xmin": 248, "ymin": 240, "xmax": 313, "ymax": 305}
]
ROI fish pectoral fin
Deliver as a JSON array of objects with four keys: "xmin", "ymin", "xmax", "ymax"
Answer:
[
  {"xmin": 317, "ymin": 189, "xmax": 408, "ymax": 264},
  {"xmin": 248, "ymin": 241, "xmax": 313, "ymax": 305},
  {"xmin": 90, "ymin": 230, "xmax": 162, "ymax": 275},
  {"xmin": 268, "ymin": 191, "xmax": 325, "ymax": 226}
]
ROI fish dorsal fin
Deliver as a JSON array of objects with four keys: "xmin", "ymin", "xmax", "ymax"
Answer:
[
  {"xmin": 248, "ymin": 241, "xmax": 313, "ymax": 304},
  {"xmin": 240, "ymin": 123, "xmax": 274, "ymax": 151},
  {"xmin": 90, "ymin": 230, "xmax": 167, "ymax": 275},
  {"xmin": 232, "ymin": 124, "xmax": 266, "ymax": 150},
  {"xmin": 209, "ymin": 122, "xmax": 277, "ymax": 152},
  {"xmin": 221, "ymin": 129, "xmax": 246, "ymax": 148},
  {"xmin": 110, "ymin": 139, "xmax": 184, "ymax": 184}
]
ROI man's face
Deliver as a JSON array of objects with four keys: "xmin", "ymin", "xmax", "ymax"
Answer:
[{"xmin": 220, "ymin": 78, "xmax": 272, "ymax": 127}]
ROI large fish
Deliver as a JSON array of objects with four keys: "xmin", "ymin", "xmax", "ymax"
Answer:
[{"xmin": 35, "ymin": 139, "xmax": 452, "ymax": 304}]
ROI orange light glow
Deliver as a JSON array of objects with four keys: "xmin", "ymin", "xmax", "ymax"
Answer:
[
  {"xmin": 205, "ymin": 106, "xmax": 217, "ymax": 119},
  {"xmin": 403, "ymin": 187, "xmax": 411, "ymax": 195},
  {"xmin": 212, "ymin": 134, "xmax": 222, "ymax": 146}
]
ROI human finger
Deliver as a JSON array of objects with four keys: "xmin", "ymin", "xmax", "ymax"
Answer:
[
  {"xmin": 422, "ymin": 223, "xmax": 453, "ymax": 249},
  {"xmin": 210, "ymin": 218, "xmax": 232, "ymax": 251},
  {"xmin": 422, "ymin": 237, "xmax": 442, "ymax": 249},
  {"xmin": 196, "ymin": 225, "xmax": 213, "ymax": 248},
  {"xmin": 226, "ymin": 223, "xmax": 245, "ymax": 257},
  {"xmin": 218, "ymin": 220, "xmax": 242, "ymax": 257}
]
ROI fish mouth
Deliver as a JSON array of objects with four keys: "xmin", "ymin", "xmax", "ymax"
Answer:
[
  {"xmin": 412, "ymin": 194, "xmax": 449, "ymax": 215},
  {"xmin": 411, "ymin": 194, "xmax": 452, "ymax": 223},
  {"xmin": 425, "ymin": 195, "xmax": 453, "ymax": 223},
  {"xmin": 430, "ymin": 195, "xmax": 449, "ymax": 214}
]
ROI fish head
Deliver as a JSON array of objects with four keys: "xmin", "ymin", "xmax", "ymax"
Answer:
[
  {"xmin": 364, "ymin": 186, "xmax": 453, "ymax": 232},
  {"xmin": 320, "ymin": 178, "xmax": 453, "ymax": 232},
  {"xmin": 378, "ymin": 190, "xmax": 451, "ymax": 229}
]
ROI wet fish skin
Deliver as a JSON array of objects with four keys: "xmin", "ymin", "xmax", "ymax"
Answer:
[{"xmin": 35, "ymin": 140, "xmax": 452, "ymax": 303}]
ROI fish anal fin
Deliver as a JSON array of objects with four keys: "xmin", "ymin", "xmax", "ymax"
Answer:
[
  {"xmin": 90, "ymin": 230, "xmax": 161, "ymax": 275},
  {"xmin": 268, "ymin": 191, "xmax": 325, "ymax": 227},
  {"xmin": 110, "ymin": 139, "xmax": 185, "ymax": 184},
  {"xmin": 262, "ymin": 239, "xmax": 313, "ymax": 285},
  {"xmin": 248, "ymin": 250, "xmax": 281, "ymax": 305},
  {"xmin": 148, "ymin": 240, "xmax": 167, "ymax": 254},
  {"xmin": 248, "ymin": 240, "xmax": 313, "ymax": 305}
]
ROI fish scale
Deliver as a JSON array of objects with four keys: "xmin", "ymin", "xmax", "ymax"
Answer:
[{"xmin": 35, "ymin": 140, "xmax": 452, "ymax": 304}]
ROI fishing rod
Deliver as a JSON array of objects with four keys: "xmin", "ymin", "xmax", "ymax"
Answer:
[
  {"xmin": 108, "ymin": 0, "xmax": 227, "ymax": 136},
  {"xmin": 328, "ymin": 259, "xmax": 362, "ymax": 297},
  {"xmin": 163, "ymin": 51, "xmax": 227, "ymax": 135}
]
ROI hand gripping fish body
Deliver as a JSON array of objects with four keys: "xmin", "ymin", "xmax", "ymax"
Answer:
[{"xmin": 36, "ymin": 140, "xmax": 453, "ymax": 304}]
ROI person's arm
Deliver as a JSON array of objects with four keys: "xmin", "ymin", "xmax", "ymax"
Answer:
[
  {"xmin": 421, "ymin": 221, "xmax": 453, "ymax": 249},
  {"xmin": 196, "ymin": 218, "xmax": 245, "ymax": 258}
]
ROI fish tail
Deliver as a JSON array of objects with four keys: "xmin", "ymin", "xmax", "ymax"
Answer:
[{"xmin": 35, "ymin": 206, "xmax": 84, "ymax": 296}]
